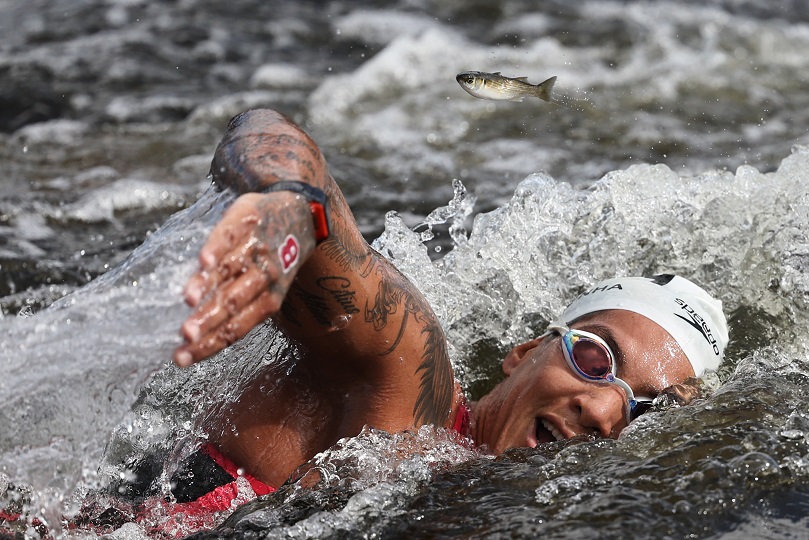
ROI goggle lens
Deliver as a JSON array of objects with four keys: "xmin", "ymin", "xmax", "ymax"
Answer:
[
  {"xmin": 570, "ymin": 338, "xmax": 611, "ymax": 378},
  {"xmin": 551, "ymin": 323, "xmax": 655, "ymax": 424}
]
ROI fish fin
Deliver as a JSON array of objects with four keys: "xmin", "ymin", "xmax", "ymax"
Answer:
[
  {"xmin": 509, "ymin": 97, "xmax": 525, "ymax": 102},
  {"xmin": 514, "ymin": 76, "xmax": 529, "ymax": 82},
  {"xmin": 534, "ymin": 75, "xmax": 557, "ymax": 103},
  {"xmin": 493, "ymin": 71, "xmax": 501, "ymax": 75}
]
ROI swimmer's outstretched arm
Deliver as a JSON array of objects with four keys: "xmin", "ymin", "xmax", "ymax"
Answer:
[
  {"xmin": 173, "ymin": 109, "xmax": 455, "ymax": 428},
  {"xmin": 173, "ymin": 108, "xmax": 350, "ymax": 366}
]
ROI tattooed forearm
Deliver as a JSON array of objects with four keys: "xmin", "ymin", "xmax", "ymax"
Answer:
[
  {"xmin": 319, "ymin": 226, "xmax": 367, "ymax": 275},
  {"xmin": 320, "ymin": 238, "xmax": 367, "ymax": 273},
  {"xmin": 210, "ymin": 110, "xmax": 327, "ymax": 194},
  {"xmin": 316, "ymin": 177, "xmax": 371, "ymax": 271}
]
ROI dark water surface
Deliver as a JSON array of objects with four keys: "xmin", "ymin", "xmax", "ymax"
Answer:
[{"xmin": 1, "ymin": 1, "xmax": 809, "ymax": 538}]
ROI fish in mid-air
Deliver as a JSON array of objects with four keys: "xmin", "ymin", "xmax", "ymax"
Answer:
[{"xmin": 456, "ymin": 71, "xmax": 557, "ymax": 104}]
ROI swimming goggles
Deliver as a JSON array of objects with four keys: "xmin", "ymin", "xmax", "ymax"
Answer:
[{"xmin": 545, "ymin": 322, "xmax": 654, "ymax": 423}]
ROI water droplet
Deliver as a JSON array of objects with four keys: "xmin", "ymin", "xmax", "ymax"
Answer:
[
  {"xmin": 329, "ymin": 314, "xmax": 351, "ymax": 331},
  {"xmin": 781, "ymin": 429, "xmax": 804, "ymax": 440}
]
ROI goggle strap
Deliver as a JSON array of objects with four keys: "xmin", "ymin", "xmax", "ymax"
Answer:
[
  {"xmin": 609, "ymin": 375, "xmax": 636, "ymax": 402},
  {"xmin": 545, "ymin": 321, "xmax": 649, "ymax": 423}
]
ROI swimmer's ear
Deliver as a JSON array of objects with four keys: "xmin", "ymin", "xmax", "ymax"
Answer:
[{"xmin": 503, "ymin": 337, "xmax": 544, "ymax": 376}]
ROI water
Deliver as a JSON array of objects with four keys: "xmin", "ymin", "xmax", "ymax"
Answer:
[{"xmin": 1, "ymin": 0, "xmax": 809, "ymax": 538}]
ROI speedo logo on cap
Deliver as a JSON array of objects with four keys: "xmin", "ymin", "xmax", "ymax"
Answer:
[{"xmin": 674, "ymin": 298, "xmax": 720, "ymax": 356}]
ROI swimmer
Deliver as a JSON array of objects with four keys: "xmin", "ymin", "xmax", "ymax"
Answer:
[{"xmin": 168, "ymin": 109, "xmax": 729, "ymax": 512}]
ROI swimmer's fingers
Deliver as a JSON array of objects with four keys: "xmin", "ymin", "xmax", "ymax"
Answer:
[
  {"xmin": 185, "ymin": 192, "xmax": 310, "ymax": 306},
  {"xmin": 174, "ymin": 288, "xmax": 286, "ymax": 367},
  {"xmin": 175, "ymin": 192, "xmax": 315, "ymax": 366},
  {"xmin": 181, "ymin": 263, "xmax": 273, "ymax": 345},
  {"xmin": 184, "ymin": 196, "xmax": 265, "ymax": 306},
  {"xmin": 183, "ymin": 238, "xmax": 259, "ymax": 309}
]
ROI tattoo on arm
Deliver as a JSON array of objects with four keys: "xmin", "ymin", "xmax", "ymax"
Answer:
[
  {"xmin": 280, "ymin": 298, "xmax": 302, "ymax": 327},
  {"xmin": 291, "ymin": 283, "xmax": 332, "ymax": 326},
  {"xmin": 254, "ymin": 196, "xmax": 309, "ymax": 250},
  {"xmin": 317, "ymin": 277, "xmax": 360, "ymax": 315},
  {"xmin": 414, "ymin": 317, "xmax": 453, "ymax": 427},
  {"xmin": 211, "ymin": 110, "xmax": 326, "ymax": 194},
  {"xmin": 286, "ymin": 276, "xmax": 361, "ymax": 327},
  {"xmin": 319, "ymin": 226, "xmax": 368, "ymax": 273},
  {"xmin": 363, "ymin": 258, "xmax": 453, "ymax": 426}
]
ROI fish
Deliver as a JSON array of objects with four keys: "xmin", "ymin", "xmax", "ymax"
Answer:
[{"xmin": 455, "ymin": 71, "xmax": 557, "ymax": 104}]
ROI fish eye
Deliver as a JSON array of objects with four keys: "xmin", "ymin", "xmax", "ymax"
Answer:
[{"xmin": 463, "ymin": 76, "xmax": 474, "ymax": 84}]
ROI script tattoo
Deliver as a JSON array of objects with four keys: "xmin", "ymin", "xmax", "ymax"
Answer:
[
  {"xmin": 280, "ymin": 298, "xmax": 302, "ymax": 327},
  {"xmin": 291, "ymin": 283, "xmax": 332, "ymax": 326},
  {"xmin": 317, "ymin": 276, "xmax": 360, "ymax": 315},
  {"xmin": 363, "ymin": 257, "xmax": 452, "ymax": 426}
]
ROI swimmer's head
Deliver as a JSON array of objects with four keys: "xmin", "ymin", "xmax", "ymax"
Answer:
[{"xmin": 555, "ymin": 275, "xmax": 728, "ymax": 376}]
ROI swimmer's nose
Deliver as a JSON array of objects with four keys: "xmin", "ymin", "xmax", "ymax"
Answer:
[{"xmin": 572, "ymin": 387, "xmax": 627, "ymax": 438}]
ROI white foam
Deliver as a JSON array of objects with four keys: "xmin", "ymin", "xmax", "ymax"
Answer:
[
  {"xmin": 188, "ymin": 90, "xmax": 289, "ymax": 126},
  {"xmin": 105, "ymin": 95, "xmax": 195, "ymax": 123},
  {"xmin": 13, "ymin": 212, "xmax": 54, "ymax": 242},
  {"xmin": 250, "ymin": 63, "xmax": 315, "ymax": 89},
  {"xmin": 57, "ymin": 178, "xmax": 186, "ymax": 223},
  {"xmin": 333, "ymin": 9, "xmax": 441, "ymax": 46},
  {"xmin": 13, "ymin": 119, "xmax": 89, "ymax": 145},
  {"xmin": 372, "ymin": 146, "xmax": 809, "ymax": 383},
  {"xmin": 0, "ymin": 190, "xmax": 227, "ymax": 496}
]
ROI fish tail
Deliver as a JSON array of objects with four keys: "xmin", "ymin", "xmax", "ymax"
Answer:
[
  {"xmin": 535, "ymin": 77, "xmax": 595, "ymax": 111},
  {"xmin": 533, "ymin": 76, "xmax": 557, "ymax": 102}
]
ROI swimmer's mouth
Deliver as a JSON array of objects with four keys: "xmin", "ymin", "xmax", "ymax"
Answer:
[{"xmin": 535, "ymin": 417, "xmax": 565, "ymax": 445}]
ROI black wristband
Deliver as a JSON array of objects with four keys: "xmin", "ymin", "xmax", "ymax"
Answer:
[{"xmin": 259, "ymin": 181, "xmax": 330, "ymax": 243}]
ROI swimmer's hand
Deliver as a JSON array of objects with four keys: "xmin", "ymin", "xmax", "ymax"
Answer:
[
  {"xmin": 173, "ymin": 191, "xmax": 316, "ymax": 366},
  {"xmin": 173, "ymin": 109, "xmax": 336, "ymax": 367},
  {"xmin": 174, "ymin": 192, "xmax": 315, "ymax": 367}
]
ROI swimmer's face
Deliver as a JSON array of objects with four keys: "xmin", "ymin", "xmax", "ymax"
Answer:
[{"xmin": 470, "ymin": 310, "xmax": 694, "ymax": 454}]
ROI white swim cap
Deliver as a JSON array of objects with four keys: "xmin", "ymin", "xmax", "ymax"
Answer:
[{"xmin": 557, "ymin": 275, "xmax": 729, "ymax": 375}]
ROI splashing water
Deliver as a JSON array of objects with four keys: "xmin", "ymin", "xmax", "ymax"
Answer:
[
  {"xmin": 2, "ymin": 146, "xmax": 809, "ymax": 538},
  {"xmin": 2, "ymin": 1, "xmax": 809, "ymax": 537}
]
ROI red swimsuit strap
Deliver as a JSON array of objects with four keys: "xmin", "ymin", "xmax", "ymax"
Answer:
[
  {"xmin": 201, "ymin": 443, "xmax": 275, "ymax": 496},
  {"xmin": 452, "ymin": 401, "xmax": 471, "ymax": 437}
]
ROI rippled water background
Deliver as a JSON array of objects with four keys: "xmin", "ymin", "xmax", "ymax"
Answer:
[{"xmin": 2, "ymin": 0, "xmax": 809, "ymax": 538}]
